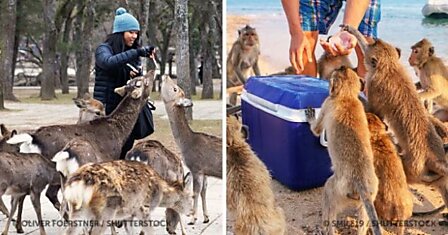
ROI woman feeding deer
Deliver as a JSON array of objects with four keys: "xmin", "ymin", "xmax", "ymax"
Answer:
[{"xmin": 93, "ymin": 7, "xmax": 156, "ymax": 158}]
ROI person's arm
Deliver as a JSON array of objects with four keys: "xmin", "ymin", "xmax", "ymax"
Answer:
[
  {"xmin": 320, "ymin": 0, "xmax": 370, "ymax": 56},
  {"xmin": 281, "ymin": 0, "xmax": 312, "ymax": 73},
  {"xmin": 343, "ymin": 0, "xmax": 370, "ymax": 27},
  {"xmin": 95, "ymin": 44, "xmax": 146, "ymax": 70}
]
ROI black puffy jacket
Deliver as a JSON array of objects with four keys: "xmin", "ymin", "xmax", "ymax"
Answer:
[{"xmin": 93, "ymin": 43, "xmax": 141, "ymax": 113}]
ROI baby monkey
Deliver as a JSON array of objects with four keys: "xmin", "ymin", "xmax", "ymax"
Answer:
[{"xmin": 367, "ymin": 113, "xmax": 412, "ymax": 235}]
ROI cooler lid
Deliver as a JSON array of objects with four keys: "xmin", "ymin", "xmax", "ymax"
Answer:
[{"xmin": 244, "ymin": 75, "xmax": 329, "ymax": 109}]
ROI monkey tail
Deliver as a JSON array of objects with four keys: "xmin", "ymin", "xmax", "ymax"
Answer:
[
  {"xmin": 413, "ymin": 205, "xmax": 445, "ymax": 216},
  {"xmin": 356, "ymin": 182, "xmax": 382, "ymax": 235}
]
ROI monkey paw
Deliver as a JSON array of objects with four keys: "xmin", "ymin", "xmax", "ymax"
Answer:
[{"xmin": 305, "ymin": 107, "xmax": 316, "ymax": 122}]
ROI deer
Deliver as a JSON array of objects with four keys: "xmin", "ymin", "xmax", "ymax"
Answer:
[
  {"xmin": 0, "ymin": 151, "xmax": 58, "ymax": 235},
  {"xmin": 126, "ymin": 140, "xmax": 187, "ymax": 235},
  {"xmin": 161, "ymin": 75, "xmax": 223, "ymax": 225},
  {"xmin": 73, "ymin": 93, "xmax": 105, "ymax": 123},
  {"xmin": 6, "ymin": 71, "xmax": 155, "ymax": 214},
  {"xmin": 63, "ymin": 160, "xmax": 192, "ymax": 235}
]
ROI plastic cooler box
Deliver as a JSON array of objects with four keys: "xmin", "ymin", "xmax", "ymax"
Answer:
[{"xmin": 241, "ymin": 75, "xmax": 333, "ymax": 191}]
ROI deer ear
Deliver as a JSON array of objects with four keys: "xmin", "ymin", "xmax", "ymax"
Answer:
[
  {"xmin": 73, "ymin": 99, "xmax": 87, "ymax": 108},
  {"xmin": 114, "ymin": 86, "xmax": 127, "ymax": 97},
  {"xmin": 0, "ymin": 124, "xmax": 6, "ymax": 137},
  {"xmin": 11, "ymin": 130, "xmax": 17, "ymax": 137}
]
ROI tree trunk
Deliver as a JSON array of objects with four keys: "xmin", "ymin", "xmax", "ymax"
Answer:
[
  {"xmin": 75, "ymin": 0, "xmax": 94, "ymax": 98},
  {"xmin": 60, "ymin": 14, "xmax": 74, "ymax": 94},
  {"xmin": 201, "ymin": 1, "xmax": 214, "ymax": 99},
  {"xmin": 0, "ymin": 0, "xmax": 18, "ymax": 101},
  {"xmin": 175, "ymin": 0, "xmax": 192, "ymax": 120},
  {"xmin": 41, "ymin": 0, "xmax": 57, "ymax": 100},
  {"xmin": 139, "ymin": 0, "xmax": 150, "ymax": 70}
]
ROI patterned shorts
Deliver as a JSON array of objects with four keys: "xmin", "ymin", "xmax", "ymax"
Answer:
[{"xmin": 300, "ymin": 0, "xmax": 381, "ymax": 37}]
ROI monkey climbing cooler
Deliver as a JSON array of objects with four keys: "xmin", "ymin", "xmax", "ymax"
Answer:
[{"xmin": 241, "ymin": 75, "xmax": 332, "ymax": 191}]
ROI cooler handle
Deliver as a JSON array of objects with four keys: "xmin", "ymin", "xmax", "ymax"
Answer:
[{"xmin": 320, "ymin": 129, "xmax": 328, "ymax": 147}]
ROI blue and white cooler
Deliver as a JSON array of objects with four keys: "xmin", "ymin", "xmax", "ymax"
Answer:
[{"xmin": 241, "ymin": 75, "xmax": 332, "ymax": 191}]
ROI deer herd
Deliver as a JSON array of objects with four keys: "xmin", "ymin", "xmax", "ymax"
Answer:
[{"xmin": 0, "ymin": 71, "xmax": 223, "ymax": 235}]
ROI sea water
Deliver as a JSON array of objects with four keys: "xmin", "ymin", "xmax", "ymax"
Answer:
[{"xmin": 227, "ymin": 0, "xmax": 448, "ymax": 76}]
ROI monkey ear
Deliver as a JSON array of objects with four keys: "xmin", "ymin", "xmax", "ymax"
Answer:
[
  {"xmin": 370, "ymin": 56, "xmax": 378, "ymax": 68},
  {"xmin": 329, "ymin": 78, "xmax": 341, "ymax": 97},
  {"xmin": 395, "ymin": 47, "xmax": 401, "ymax": 58},
  {"xmin": 238, "ymin": 29, "xmax": 242, "ymax": 36},
  {"xmin": 359, "ymin": 78, "xmax": 366, "ymax": 92},
  {"xmin": 429, "ymin": 47, "xmax": 434, "ymax": 56}
]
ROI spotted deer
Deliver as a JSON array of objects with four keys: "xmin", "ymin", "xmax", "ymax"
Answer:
[
  {"xmin": 63, "ymin": 160, "xmax": 192, "ymax": 235},
  {"xmin": 161, "ymin": 75, "xmax": 223, "ymax": 224},
  {"xmin": 126, "ymin": 140, "xmax": 186, "ymax": 234}
]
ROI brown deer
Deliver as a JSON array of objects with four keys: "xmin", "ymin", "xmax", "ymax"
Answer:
[
  {"xmin": 63, "ymin": 160, "xmax": 192, "ymax": 235},
  {"xmin": 161, "ymin": 75, "xmax": 222, "ymax": 224},
  {"xmin": 73, "ymin": 93, "xmax": 105, "ymax": 123},
  {"xmin": 7, "ymin": 71, "xmax": 155, "ymax": 213},
  {"xmin": 126, "ymin": 140, "xmax": 187, "ymax": 235},
  {"xmin": 0, "ymin": 152, "xmax": 58, "ymax": 235}
]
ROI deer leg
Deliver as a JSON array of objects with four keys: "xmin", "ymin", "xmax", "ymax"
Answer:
[
  {"xmin": 2, "ymin": 196, "xmax": 21, "ymax": 235},
  {"xmin": 15, "ymin": 195, "xmax": 25, "ymax": 233},
  {"xmin": 30, "ymin": 190, "xmax": 47, "ymax": 235},
  {"xmin": 201, "ymin": 176, "xmax": 209, "ymax": 223},
  {"xmin": 165, "ymin": 208, "xmax": 180, "ymax": 234},
  {"xmin": 0, "ymin": 198, "xmax": 8, "ymax": 217},
  {"xmin": 188, "ymin": 173, "xmax": 204, "ymax": 225},
  {"xmin": 45, "ymin": 184, "xmax": 61, "ymax": 211}
]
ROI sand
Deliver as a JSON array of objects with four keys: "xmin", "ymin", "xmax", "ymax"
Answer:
[{"xmin": 227, "ymin": 13, "xmax": 448, "ymax": 235}]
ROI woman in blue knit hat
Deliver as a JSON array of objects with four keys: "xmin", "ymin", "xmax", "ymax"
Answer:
[{"xmin": 93, "ymin": 7, "xmax": 155, "ymax": 158}]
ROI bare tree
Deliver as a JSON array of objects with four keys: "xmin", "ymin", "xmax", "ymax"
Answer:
[
  {"xmin": 41, "ymin": 0, "xmax": 57, "ymax": 100},
  {"xmin": 200, "ymin": 0, "xmax": 216, "ymax": 99},
  {"xmin": 0, "ymin": 0, "xmax": 18, "ymax": 101},
  {"xmin": 175, "ymin": 0, "xmax": 192, "ymax": 120}
]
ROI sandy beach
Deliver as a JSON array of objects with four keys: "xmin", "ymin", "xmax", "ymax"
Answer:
[{"xmin": 227, "ymin": 13, "xmax": 448, "ymax": 235}]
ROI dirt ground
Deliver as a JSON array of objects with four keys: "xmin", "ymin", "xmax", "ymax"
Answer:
[{"xmin": 226, "ymin": 14, "xmax": 448, "ymax": 235}]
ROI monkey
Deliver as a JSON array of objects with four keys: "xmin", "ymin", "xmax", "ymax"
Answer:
[
  {"xmin": 343, "ymin": 25, "xmax": 448, "ymax": 209},
  {"xmin": 366, "ymin": 113, "xmax": 412, "ymax": 235},
  {"xmin": 305, "ymin": 67, "xmax": 381, "ymax": 235},
  {"xmin": 317, "ymin": 52, "xmax": 353, "ymax": 80},
  {"xmin": 226, "ymin": 115, "xmax": 286, "ymax": 235},
  {"xmin": 268, "ymin": 66, "xmax": 296, "ymax": 76},
  {"xmin": 226, "ymin": 25, "xmax": 261, "ymax": 88},
  {"xmin": 409, "ymin": 39, "xmax": 448, "ymax": 114}
]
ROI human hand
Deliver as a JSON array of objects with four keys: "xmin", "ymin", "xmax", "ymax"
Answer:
[
  {"xmin": 289, "ymin": 31, "xmax": 312, "ymax": 74},
  {"xmin": 137, "ymin": 46, "xmax": 156, "ymax": 57},
  {"xmin": 320, "ymin": 31, "xmax": 357, "ymax": 56}
]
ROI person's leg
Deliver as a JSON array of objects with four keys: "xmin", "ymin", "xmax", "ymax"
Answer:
[
  {"xmin": 299, "ymin": 0, "xmax": 343, "ymax": 77},
  {"xmin": 301, "ymin": 31, "xmax": 319, "ymax": 77},
  {"xmin": 299, "ymin": 0, "xmax": 323, "ymax": 77},
  {"xmin": 356, "ymin": 0, "xmax": 381, "ymax": 78}
]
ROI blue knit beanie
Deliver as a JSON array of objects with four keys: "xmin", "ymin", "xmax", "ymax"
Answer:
[{"xmin": 113, "ymin": 7, "xmax": 140, "ymax": 33}]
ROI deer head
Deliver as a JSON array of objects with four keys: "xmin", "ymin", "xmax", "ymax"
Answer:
[
  {"xmin": 161, "ymin": 75, "xmax": 192, "ymax": 107},
  {"xmin": 73, "ymin": 93, "xmax": 105, "ymax": 123},
  {"xmin": 115, "ymin": 70, "xmax": 155, "ymax": 99}
]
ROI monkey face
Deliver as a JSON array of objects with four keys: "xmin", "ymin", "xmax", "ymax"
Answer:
[
  {"xmin": 238, "ymin": 25, "xmax": 259, "ymax": 47},
  {"xmin": 329, "ymin": 67, "xmax": 362, "ymax": 97},
  {"xmin": 409, "ymin": 39, "xmax": 434, "ymax": 67},
  {"xmin": 364, "ymin": 39, "xmax": 401, "ymax": 69}
]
